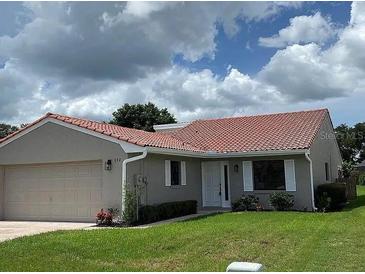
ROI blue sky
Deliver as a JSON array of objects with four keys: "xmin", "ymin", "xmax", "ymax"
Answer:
[
  {"xmin": 175, "ymin": 2, "xmax": 352, "ymax": 77},
  {"xmin": 0, "ymin": 2, "xmax": 364, "ymax": 126}
]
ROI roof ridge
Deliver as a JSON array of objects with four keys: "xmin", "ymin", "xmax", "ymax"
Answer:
[
  {"xmin": 49, "ymin": 113, "xmax": 161, "ymax": 135},
  {"xmin": 189, "ymin": 108, "xmax": 329, "ymax": 123}
]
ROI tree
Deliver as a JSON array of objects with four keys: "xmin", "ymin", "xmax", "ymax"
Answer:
[
  {"xmin": 0, "ymin": 123, "xmax": 19, "ymax": 139},
  {"xmin": 110, "ymin": 102, "xmax": 177, "ymax": 132},
  {"xmin": 335, "ymin": 122, "xmax": 365, "ymax": 163}
]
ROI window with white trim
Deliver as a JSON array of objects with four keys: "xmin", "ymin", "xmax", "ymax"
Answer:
[
  {"xmin": 165, "ymin": 160, "xmax": 186, "ymax": 186},
  {"xmin": 253, "ymin": 160, "xmax": 285, "ymax": 190}
]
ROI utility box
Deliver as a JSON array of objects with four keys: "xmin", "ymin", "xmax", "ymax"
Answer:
[{"xmin": 226, "ymin": 262, "xmax": 263, "ymax": 272}]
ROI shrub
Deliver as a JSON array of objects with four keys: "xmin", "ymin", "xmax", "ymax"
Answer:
[
  {"xmin": 138, "ymin": 200, "xmax": 197, "ymax": 224},
  {"xmin": 232, "ymin": 195, "xmax": 260, "ymax": 211},
  {"xmin": 341, "ymin": 161, "xmax": 354, "ymax": 178},
  {"xmin": 316, "ymin": 192, "xmax": 331, "ymax": 212},
  {"xmin": 122, "ymin": 189, "xmax": 138, "ymax": 225},
  {"xmin": 269, "ymin": 192, "xmax": 294, "ymax": 211},
  {"xmin": 316, "ymin": 183, "xmax": 347, "ymax": 211}
]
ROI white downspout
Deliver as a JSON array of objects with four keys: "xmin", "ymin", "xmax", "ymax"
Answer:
[
  {"xmin": 121, "ymin": 149, "xmax": 148, "ymax": 214},
  {"xmin": 305, "ymin": 150, "xmax": 317, "ymax": 211}
]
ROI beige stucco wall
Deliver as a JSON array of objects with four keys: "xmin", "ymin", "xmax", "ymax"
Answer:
[
  {"xmin": 127, "ymin": 154, "xmax": 203, "ymax": 207},
  {"xmin": 310, "ymin": 113, "xmax": 343, "ymax": 188},
  {"xmin": 204, "ymin": 155, "xmax": 313, "ymax": 211},
  {"xmin": 127, "ymin": 153, "xmax": 313, "ymax": 211},
  {"xmin": 0, "ymin": 122, "xmax": 127, "ymax": 212}
]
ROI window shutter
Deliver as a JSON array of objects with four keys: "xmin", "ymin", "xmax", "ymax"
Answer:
[
  {"xmin": 242, "ymin": 161, "xmax": 253, "ymax": 191},
  {"xmin": 165, "ymin": 160, "xmax": 171, "ymax": 186},
  {"xmin": 181, "ymin": 161, "xmax": 187, "ymax": 185},
  {"xmin": 284, "ymin": 159, "xmax": 296, "ymax": 191}
]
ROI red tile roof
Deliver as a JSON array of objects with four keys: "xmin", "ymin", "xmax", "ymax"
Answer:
[
  {"xmin": 0, "ymin": 113, "xmax": 202, "ymax": 152},
  {"xmin": 0, "ymin": 109, "xmax": 328, "ymax": 153},
  {"xmin": 171, "ymin": 109, "xmax": 328, "ymax": 152}
]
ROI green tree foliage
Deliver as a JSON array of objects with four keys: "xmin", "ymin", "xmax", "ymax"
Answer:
[
  {"xmin": 0, "ymin": 123, "xmax": 19, "ymax": 139},
  {"xmin": 110, "ymin": 102, "xmax": 177, "ymax": 132},
  {"xmin": 335, "ymin": 122, "xmax": 365, "ymax": 163}
]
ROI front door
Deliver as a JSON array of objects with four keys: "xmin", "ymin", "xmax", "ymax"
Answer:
[{"xmin": 202, "ymin": 161, "xmax": 231, "ymax": 208}]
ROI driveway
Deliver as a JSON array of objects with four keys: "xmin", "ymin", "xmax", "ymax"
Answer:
[{"xmin": 0, "ymin": 221, "xmax": 95, "ymax": 242}]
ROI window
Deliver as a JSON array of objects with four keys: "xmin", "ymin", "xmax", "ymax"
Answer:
[
  {"xmin": 325, "ymin": 162, "xmax": 329, "ymax": 181},
  {"xmin": 253, "ymin": 160, "xmax": 285, "ymax": 190},
  {"xmin": 171, "ymin": 161, "xmax": 181, "ymax": 186}
]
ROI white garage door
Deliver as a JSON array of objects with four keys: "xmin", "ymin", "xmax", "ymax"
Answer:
[{"xmin": 4, "ymin": 161, "xmax": 103, "ymax": 222}]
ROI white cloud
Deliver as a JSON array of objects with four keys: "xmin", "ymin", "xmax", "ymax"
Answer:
[
  {"xmin": 33, "ymin": 66, "xmax": 280, "ymax": 123},
  {"xmin": 259, "ymin": 2, "xmax": 365, "ymax": 104},
  {"xmin": 1, "ymin": 2, "xmax": 365, "ymax": 127},
  {"xmin": 259, "ymin": 12, "xmax": 338, "ymax": 48},
  {"xmin": 0, "ymin": 1, "xmax": 301, "ymax": 123}
]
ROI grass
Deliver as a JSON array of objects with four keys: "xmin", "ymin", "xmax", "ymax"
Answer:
[{"xmin": 1, "ymin": 186, "xmax": 365, "ymax": 271}]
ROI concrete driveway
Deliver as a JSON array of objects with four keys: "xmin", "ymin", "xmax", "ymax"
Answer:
[{"xmin": 0, "ymin": 221, "xmax": 95, "ymax": 243}]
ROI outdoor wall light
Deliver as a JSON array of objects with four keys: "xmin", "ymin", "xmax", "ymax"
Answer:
[
  {"xmin": 105, "ymin": 159, "xmax": 112, "ymax": 171},
  {"xmin": 234, "ymin": 164, "xmax": 239, "ymax": 173}
]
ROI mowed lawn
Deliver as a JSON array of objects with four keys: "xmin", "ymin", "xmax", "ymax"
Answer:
[{"xmin": 1, "ymin": 187, "xmax": 365, "ymax": 272}]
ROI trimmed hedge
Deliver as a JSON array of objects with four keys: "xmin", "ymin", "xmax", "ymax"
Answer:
[
  {"xmin": 138, "ymin": 200, "xmax": 197, "ymax": 224},
  {"xmin": 316, "ymin": 183, "xmax": 347, "ymax": 211}
]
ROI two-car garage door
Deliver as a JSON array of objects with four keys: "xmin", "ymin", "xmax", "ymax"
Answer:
[{"xmin": 4, "ymin": 161, "xmax": 103, "ymax": 222}]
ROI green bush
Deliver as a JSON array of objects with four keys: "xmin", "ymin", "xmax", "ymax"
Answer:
[
  {"xmin": 138, "ymin": 200, "xmax": 197, "ymax": 224},
  {"xmin": 269, "ymin": 192, "xmax": 294, "ymax": 211},
  {"xmin": 232, "ymin": 195, "xmax": 259, "ymax": 211},
  {"xmin": 315, "ymin": 192, "xmax": 331, "ymax": 212},
  {"xmin": 122, "ymin": 189, "xmax": 137, "ymax": 225},
  {"xmin": 316, "ymin": 183, "xmax": 347, "ymax": 211},
  {"xmin": 341, "ymin": 161, "xmax": 354, "ymax": 178}
]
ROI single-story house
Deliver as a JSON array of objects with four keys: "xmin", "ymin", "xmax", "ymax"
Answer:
[{"xmin": 0, "ymin": 109, "xmax": 342, "ymax": 222}]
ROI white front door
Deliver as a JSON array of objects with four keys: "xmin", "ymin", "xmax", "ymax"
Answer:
[{"xmin": 202, "ymin": 161, "xmax": 231, "ymax": 208}]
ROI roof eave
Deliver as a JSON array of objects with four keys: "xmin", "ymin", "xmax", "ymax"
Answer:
[
  {"xmin": 0, "ymin": 117, "xmax": 145, "ymax": 154},
  {"xmin": 146, "ymin": 146, "xmax": 309, "ymax": 158}
]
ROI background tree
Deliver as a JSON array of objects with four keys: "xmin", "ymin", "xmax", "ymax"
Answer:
[
  {"xmin": 0, "ymin": 123, "xmax": 19, "ymax": 139},
  {"xmin": 110, "ymin": 102, "xmax": 177, "ymax": 132},
  {"xmin": 335, "ymin": 122, "xmax": 365, "ymax": 163}
]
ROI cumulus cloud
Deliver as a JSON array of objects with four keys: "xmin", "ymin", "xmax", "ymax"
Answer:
[
  {"xmin": 0, "ymin": 1, "xmax": 301, "ymax": 123},
  {"xmin": 1, "ymin": 2, "xmax": 365, "ymax": 126},
  {"xmin": 0, "ymin": 1, "xmax": 298, "ymax": 83},
  {"xmin": 36, "ymin": 66, "xmax": 280, "ymax": 123},
  {"xmin": 258, "ymin": 12, "xmax": 338, "ymax": 48},
  {"xmin": 259, "ymin": 2, "xmax": 365, "ymax": 102}
]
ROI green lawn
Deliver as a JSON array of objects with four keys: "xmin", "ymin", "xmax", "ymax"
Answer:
[{"xmin": 1, "ymin": 186, "xmax": 365, "ymax": 272}]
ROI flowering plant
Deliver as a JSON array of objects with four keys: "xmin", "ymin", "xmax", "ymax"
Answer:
[{"xmin": 96, "ymin": 208, "xmax": 120, "ymax": 225}]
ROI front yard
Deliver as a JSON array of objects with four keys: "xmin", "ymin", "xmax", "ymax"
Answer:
[{"xmin": 1, "ymin": 186, "xmax": 365, "ymax": 271}]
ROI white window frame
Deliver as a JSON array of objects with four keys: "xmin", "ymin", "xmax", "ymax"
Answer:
[{"xmin": 165, "ymin": 160, "xmax": 186, "ymax": 187}]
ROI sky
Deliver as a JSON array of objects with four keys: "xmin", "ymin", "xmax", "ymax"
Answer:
[{"xmin": 0, "ymin": 1, "xmax": 364, "ymax": 127}]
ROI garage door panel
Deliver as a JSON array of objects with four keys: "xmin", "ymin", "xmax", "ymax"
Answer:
[
  {"xmin": 4, "ymin": 161, "xmax": 103, "ymax": 222},
  {"xmin": 77, "ymin": 207, "xmax": 91, "ymax": 218},
  {"xmin": 91, "ymin": 191, "xmax": 103, "ymax": 202}
]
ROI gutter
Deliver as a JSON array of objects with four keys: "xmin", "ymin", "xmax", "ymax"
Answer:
[
  {"xmin": 121, "ymin": 149, "xmax": 148, "ymax": 214},
  {"xmin": 304, "ymin": 150, "xmax": 317, "ymax": 211}
]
